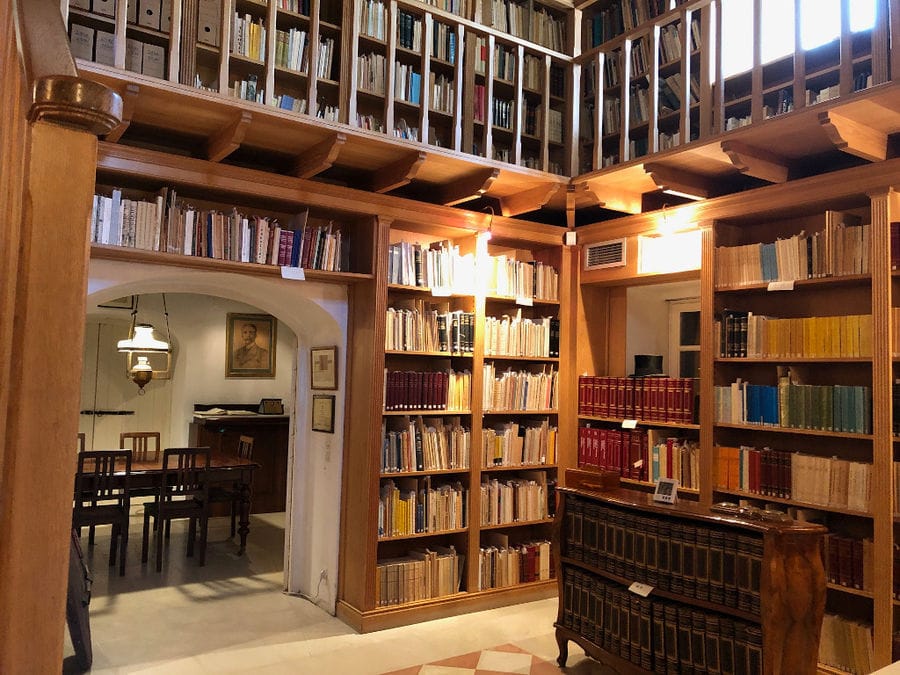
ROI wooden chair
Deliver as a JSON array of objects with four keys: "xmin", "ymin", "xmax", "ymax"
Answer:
[
  {"xmin": 76, "ymin": 432, "xmax": 86, "ymax": 453},
  {"xmin": 119, "ymin": 431, "xmax": 161, "ymax": 462},
  {"xmin": 73, "ymin": 450, "xmax": 132, "ymax": 576},
  {"xmin": 141, "ymin": 447, "xmax": 210, "ymax": 572},
  {"xmin": 208, "ymin": 435, "xmax": 254, "ymax": 538}
]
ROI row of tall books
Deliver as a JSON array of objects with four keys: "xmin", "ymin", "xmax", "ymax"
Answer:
[
  {"xmin": 492, "ymin": 44, "xmax": 516, "ymax": 82},
  {"xmin": 577, "ymin": 427, "xmax": 698, "ymax": 489},
  {"xmin": 657, "ymin": 19, "xmax": 700, "ymax": 64},
  {"xmin": 585, "ymin": 0, "xmax": 670, "ymax": 47},
  {"xmin": 487, "ymin": 256, "xmax": 559, "ymax": 301},
  {"xmin": 431, "ymin": 21, "xmax": 457, "ymax": 63},
  {"xmin": 482, "ymin": 364, "xmax": 558, "ymax": 411},
  {"xmin": 90, "ymin": 191, "xmax": 348, "ymax": 270},
  {"xmin": 492, "ymin": 97, "xmax": 515, "ymax": 130},
  {"xmin": 478, "ymin": 536, "xmax": 553, "ymax": 590},
  {"xmin": 482, "ymin": 419, "xmax": 556, "ymax": 467},
  {"xmin": 316, "ymin": 36, "xmax": 337, "ymax": 79},
  {"xmin": 422, "ymin": 0, "xmax": 469, "ymax": 18},
  {"xmin": 577, "ymin": 375, "xmax": 697, "ymax": 425},
  {"xmin": 357, "ymin": 52, "xmax": 387, "ymax": 94},
  {"xmin": 715, "ymin": 445, "xmax": 872, "ymax": 512},
  {"xmin": 397, "ymin": 10, "xmax": 423, "ymax": 51},
  {"xmin": 375, "ymin": 545, "xmax": 462, "ymax": 606},
  {"xmin": 359, "ymin": 0, "xmax": 387, "ymax": 40},
  {"xmin": 479, "ymin": 473, "xmax": 551, "ymax": 525},
  {"xmin": 394, "ymin": 63, "xmax": 422, "ymax": 104},
  {"xmin": 378, "ymin": 478, "xmax": 467, "ymax": 538},
  {"xmin": 385, "ymin": 303, "xmax": 474, "ymax": 353},
  {"xmin": 231, "ymin": 75, "xmax": 264, "ymax": 103},
  {"xmin": 560, "ymin": 568, "xmax": 764, "ymax": 674},
  {"xmin": 429, "ymin": 73, "xmax": 455, "ymax": 114},
  {"xmin": 387, "ymin": 240, "xmax": 475, "ymax": 292},
  {"xmin": 274, "ymin": 27, "xmax": 309, "ymax": 73},
  {"xmin": 489, "ymin": 0, "xmax": 566, "ymax": 52},
  {"xmin": 276, "ymin": 0, "xmax": 311, "ymax": 14},
  {"xmin": 819, "ymin": 613, "xmax": 874, "ymax": 675},
  {"xmin": 232, "ymin": 13, "xmax": 266, "ymax": 61},
  {"xmin": 380, "ymin": 416, "xmax": 470, "ymax": 473},
  {"xmin": 825, "ymin": 534, "xmax": 872, "ymax": 592},
  {"xmin": 714, "ymin": 218, "xmax": 870, "ymax": 287},
  {"xmin": 383, "ymin": 369, "xmax": 472, "ymax": 411},
  {"xmin": 716, "ymin": 310, "xmax": 872, "ymax": 359},
  {"xmin": 484, "ymin": 311, "xmax": 559, "ymax": 358},
  {"xmin": 562, "ymin": 494, "xmax": 764, "ymax": 613},
  {"xmin": 715, "ymin": 376, "xmax": 871, "ymax": 433}
]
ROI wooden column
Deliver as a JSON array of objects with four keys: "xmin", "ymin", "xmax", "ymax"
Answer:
[{"xmin": 0, "ymin": 1, "xmax": 121, "ymax": 671}]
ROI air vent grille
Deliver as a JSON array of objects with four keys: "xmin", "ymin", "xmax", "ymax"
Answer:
[{"xmin": 584, "ymin": 239, "xmax": 626, "ymax": 270}]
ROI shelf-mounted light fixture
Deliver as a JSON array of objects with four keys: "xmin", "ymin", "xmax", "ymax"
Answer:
[
  {"xmin": 645, "ymin": 163, "xmax": 712, "ymax": 201},
  {"xmin": 117, "ymin": 294, "xmax": 172, "ymax": 393}
]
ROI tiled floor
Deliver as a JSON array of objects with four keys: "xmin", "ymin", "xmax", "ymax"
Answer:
[{"xmin": 63, "ymin": 513, "xmax": 600, "ymax": 674}]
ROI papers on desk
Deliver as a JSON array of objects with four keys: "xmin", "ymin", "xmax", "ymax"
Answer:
[{"xmin": 194, "ymin": 408, "xmax": 259, "ymax": 417}]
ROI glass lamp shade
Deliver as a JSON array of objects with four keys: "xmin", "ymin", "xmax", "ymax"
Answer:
[
  {"xmin": 130, "ymin": 355, "xmax": 153, "ymax": 390},
  {"xmin": 117, "ymin": 324, "xmax": 170, "ymax": 353}
]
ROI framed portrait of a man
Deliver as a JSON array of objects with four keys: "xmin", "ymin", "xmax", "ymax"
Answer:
[{"xmin": 226, "ymin": 313, "xmax": 276, "ymax": 378}]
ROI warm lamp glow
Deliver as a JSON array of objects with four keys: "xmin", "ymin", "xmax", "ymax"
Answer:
[
  {"xmin": 117, "ymin": 324, "xmax": 170, "ymax": 353},
  {"xmin": 638, "ymin": 230, "xmax": 702, "ymax": 274},
  {"xmin": 129, "ymin": 355, "xmax": 153, "ymax": 392}
]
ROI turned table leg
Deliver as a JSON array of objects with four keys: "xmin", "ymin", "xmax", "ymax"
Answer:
[{"xmin": 555, "ymin": 630, "xmax": 569, "ymax": 667}]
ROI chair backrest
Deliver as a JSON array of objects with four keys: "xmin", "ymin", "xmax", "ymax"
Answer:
[
  {"xmin": 237, "ymin": 435, "xmax": 254, "ymax": 460},
  {"xmin": 76, "ymin": 432, "xmax": 86, "ymax": 453},
  {"xmin": 74, "ymin": 450, "xmax": 132, "ymax": 509},
  {"xmin": 120, "ymin": 431, "xmax": 161, "ymax": 462},
  {"xmin": 160, "ymin": 447, "xmax": 210, "ymax": 502}
]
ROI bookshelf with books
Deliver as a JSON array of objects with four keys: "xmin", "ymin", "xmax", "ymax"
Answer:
[{"xmin": 554, "ymin": 481, "xmax": 827, "ymax": 674}]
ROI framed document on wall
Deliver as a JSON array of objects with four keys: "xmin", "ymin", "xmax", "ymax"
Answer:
[
  {"xmin": 310, "ymin": 346, "xmax": 338, "ymax": 389},
  {"xmin": 311, "ymin": 394, "xmax": 335, "ymax": 433}
]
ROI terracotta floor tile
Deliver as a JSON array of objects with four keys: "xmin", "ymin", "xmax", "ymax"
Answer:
[{"xmin": 430, "ymin": 651, "xmax": 482, "ymax": 668}]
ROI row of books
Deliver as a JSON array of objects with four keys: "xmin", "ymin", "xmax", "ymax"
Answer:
[
  {"xmin": 274, "ymin": 27, "xmax": 309, "ymax": 73},
  {"xmin": 473, "ymin": 84, "xmax": 487, "ymax": 123},
  {"xmin": 715, "ymin": 445, "xmax": 872, "ymax": 512},
  {"xmin": 397, "ymin": 10, "xmax": 423, "ymax": 51},
  {"xmin": 272, "ymin": 93, "xmax": 307, "ymax": 113},
  {"xmin": 385, "ymin": 304, "xmax": 474, "ymax": 353},
  {"xmin": 421, "ymin": 0, "xmax": 469, "ymax": 18},
  {"xmin": 378, "ymin": 478, "xmax": 467, "ymax": 538},
  {"xmin": 714, "ymin": 379, "xmax": 872, "ymax": 434},
  {"xmin": 492, "ymin": 44, "xmax": 516, "ymax": 82},
  {"xmin": 380, "ymin": 416, "xmax": 470, "ymax": 474},
  {"xmin": 562, "ymin": 493, "xmax": 764, "ymax": 613},
  {"xmin": 482, "ymin": 365, "xmax": 558, "ymax": 412},
  {"xmin": 763, "ymin": 88, "xmax": 794, "ymax": 119},
  {"xmin": 429, "ymin": 72, "xmax": 456, "ymax": 115},
  {"xmin": 492, "ymin": 97, "xmax": 515, "ymax": 130},
  {"xmin": 560, "ymin": 567, "xmax": 764, "ymax": 674},
  {"xmin": 359, "ymin": 0, "xmax": 387, "ymax": 39},
  {"xmin": 478, "ymin": 537, "xmax": 553, "ymax": 590},
  {"xmin": 714, "ymin": 217, "xmax": 870, "ymax": 287},
  {"xmin": 577, "ymin": 375, "xmax": 697, "ymax": 425},
  {"xmin": 232, "ymin": 13, "xmax": 266, "ymax": 61},
  {"xmin": 489, "ymin": 0, "xmax": 566, "ymax": 52},
  {"xmin": 357, "ymin": 52, "xmax": 386, "ymax": 95},
  {"xmin": 383, "ymin": 369, "xmax": 471, "ymax": 412},
  {"xmin": 716, "ymin": 310, "xmax": 872, "ymax": 359},
  {"xmin": 479, "ymin": 474, "xmax": 551, "ymax": 526},
  {"xmin": 392, "ymin": 118, "xmax": 418, "ymax": 139},
  {"xmin": 825, "ymin": 534, "xmax": 872, "ymax": 592},
  {"xmin": 484, "ymin": 311, "xmax": 559, "ymax": 358},
  {"xmin": 431, "ymin": 21, "xmax": 457, "ymax": 63},
  {"xmin": 819, "ymin": 613, "xmax": 874, "ymax": 675},
  {"xmin": 487, "ymin": 256, "xmax": 559, "ymax": 301},
  {"xmin": 231, "ymin": 75, "xmax": 264, "ymax": 103},
  {"xmin": 522, "ymin": 54, "xmax": 542, "ymax": 92},
  {"xmin": 276, "ymin": 0, "xmax": 310, "ymax": 14},
  {"xmin": 482, "ymin": 419, "xmax": 556, "ymax": 467},
  {"xmin": 387, "ymin": 240, "xmax": 475, "ymax": 292},
  {"xmin": 375, "ymin": 545, "xmax": 462, "ymax": 606},
  {"xmin": 393, "ymin": 63, "xmax": 422, "ymax": 104},
  {"xmin": 355, "ymin": 113, "xmax": 384, "ymax": 132},
  {"xmin": 585, "ymin": 0, "xmax": 670, "ymax": 47},
  {"xmin": 577, "ymin": 427, "xmax": 698, "ymax": 489},
  {"xmin": 316, "ymin": 36, "xmax": 337, "ymax": 80},
  {"xmin": 657, "ymin": 20, "xmax": 700, "ymax": 65}
]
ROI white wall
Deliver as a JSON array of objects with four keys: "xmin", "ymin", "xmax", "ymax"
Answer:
[
  {"xmin": 87, "ymin": 259, "xmax": 348, "ymax": 614},
  {"xmin": 625, "ymin": 280, "xmax": 700, "ymax": 376}
]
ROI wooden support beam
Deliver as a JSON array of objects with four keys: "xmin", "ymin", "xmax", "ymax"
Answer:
[
  {"xmin": 819, "ymin": 111, "xmax": 887, "ymax": 162},
  {"xmin": 293, "ymin": 132, "xmax": 347, "ymax": 179},
  {"xmin": 104, "ymin": 83, "xmax": 139, "ymax": 143},
  {"xmin": 645, "ymin": 162, "xmax": 714, "ymax": 200},
  {"xmin": 369, "ymin": 151, "xmax": 426, "ymax": 193},
  {"xmin": 721, "ymin": 139, "xmax": 790, "ymax": 183},
  {"xmin": 437, "ymin": 168, "xmax": 499, "ymax": 206},
  {"xmin": 205, "ymin": 110, "xmax": 252, "ymax": 163},
  {"xmin": 498, "ymin": 182, "xmax": 562, "ymax": 217}
]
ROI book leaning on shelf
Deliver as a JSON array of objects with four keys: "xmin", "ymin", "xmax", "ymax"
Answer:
[
  {"xmin": 378, "ymin": 477, "xmax": 467, "ymax": 537},
  {"xmin": 380, "ymin": 416, "xmax": 470, "ymax": 473},
  {"xmin": 479, "ymin": 534, "xmax": 552, "ymax": 590},
  {"xmin": 482, "ymin": 419, "xmax": 557, "ymax": 467},
  {"xmin": 376, "ymin": 545, "xmax": 463, "ymax": 607}
]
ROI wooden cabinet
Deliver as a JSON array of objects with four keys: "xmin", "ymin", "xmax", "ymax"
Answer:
[
  {"xmin": 554, "ymin": 483, "xmax": 827, "ymax": 674},
  {"xmin": 189, "ymin": 409, "xmax": 290, "ymax": 513}
]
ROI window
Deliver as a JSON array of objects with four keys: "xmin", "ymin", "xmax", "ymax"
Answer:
[{"xmin": 668, "ymin": 298, "xmax": 700, "ymax": 379}]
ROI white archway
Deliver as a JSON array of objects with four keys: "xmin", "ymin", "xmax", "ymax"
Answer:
[{"xmin": 87, "ymin": 258, "xmax": 348, "ymax": 612}]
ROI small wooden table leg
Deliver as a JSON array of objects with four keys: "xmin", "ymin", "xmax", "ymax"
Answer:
[
  {"xmin": 556, "ymin": 630, "xmax": 568, "ymax": 667},
  {"xmin": 236, "ymin": 478, "xmax": 252, "ymax": 555}
]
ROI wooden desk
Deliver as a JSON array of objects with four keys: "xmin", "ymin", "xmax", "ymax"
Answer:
[{"xmin": 189, "ymin": 408, "xmax": 289, "ymax": 514}]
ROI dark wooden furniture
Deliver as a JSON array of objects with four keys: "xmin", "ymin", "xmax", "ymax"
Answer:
[
  {"xmin": 119, "ymin": 431, "xmax": 160, "ymax": 462},
  {"xmin": 189, "ymin": 404, "xmax": 288, "ymax": 514},
  {"xmin": 554, "ymin": 481, "xmax": 827, "ymax": 675},
  {"xmin": 73, "ymin": 449, "xmax": 132, "ymax": 576},
  {"xmin": 141, "ymin": 447, "xmax": 210, "ymax": 573},
  {"xmin": 208, "ymin": 435, "xmax": 254, "ymax": 538}
]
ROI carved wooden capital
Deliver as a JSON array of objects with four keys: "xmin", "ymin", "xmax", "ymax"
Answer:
[{"xmin": 30, "ymin": 75, "xmax": 122, "ymax": 137}]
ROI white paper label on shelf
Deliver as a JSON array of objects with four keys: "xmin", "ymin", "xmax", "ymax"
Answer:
[
  {"xmin": 431, "ymin": 287, "xmax": 451, "ymax": 297},
  {"xmin": 621, "ymin": 419, "xmax": 637, "ymax": 429},
  {"xmin": 516, "ymin": 296, "xmax": 534, "ymax": 306},
  {"xmin": 281, "ymin": 266, "xmax": 305, "ymax": 281},
  {"xmin": 633, "ymin": 459, "xmax": 644, "ymax": 469},
  {"xmin": 767, "ymin": 280, "xmax": 794, "ymax": 291},
  {"xmin": 629, "ymin": 582, "xmax": 653, "ymax": 597}
]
